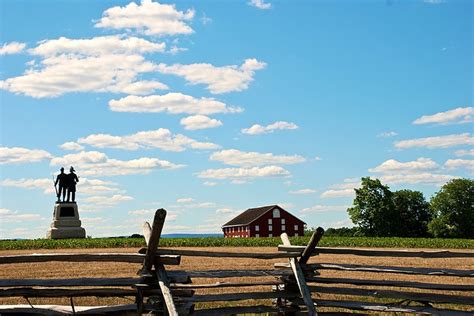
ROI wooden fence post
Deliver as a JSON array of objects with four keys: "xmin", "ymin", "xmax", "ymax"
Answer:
[
  {"xmin": 281, "ymin": 233, "xmax": 317, "ymax": 316},
  {"xmin": 140, "ymin": 209, "xmax": 179, "ymax": 316},
  {"xmin": 300, "ymin": 227, "xmax": 324, "ymax": 265}
]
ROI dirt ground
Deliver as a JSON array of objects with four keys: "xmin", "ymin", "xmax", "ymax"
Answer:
[{"xmin": 0, "ymin": 247, "xmax": 473, "ymax": 313}]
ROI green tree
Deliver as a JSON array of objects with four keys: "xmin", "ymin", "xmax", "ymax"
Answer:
[
  {"xmin": 392, "ymin": 189, "xmax": 431, "ymax": 237},
  {"xmin": 428, "ymin": 178, "xmax": 474, "ymax": 238},
  {"xmin": 347, "ymin": 177, "xmax": 398, "ymax": 236}
]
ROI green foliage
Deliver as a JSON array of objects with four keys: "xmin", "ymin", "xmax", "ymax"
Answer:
[
  {"xmin": 428, "ymin": 178, "xmax": 474, "ymax": 238},
  {"xmin": 1, "ymin": 235, "xmax": 473, "ymax": 250},
  {"xmin": 348, "ymin": 177, "xmax": 398, "ymax": 237},
  {"xmin": 323, "ymin": 227, "xmax": 358, "ymax": 237},
  {"xmin": 393, "ymin": 189, "xmax": 431, "ymax": 237}
]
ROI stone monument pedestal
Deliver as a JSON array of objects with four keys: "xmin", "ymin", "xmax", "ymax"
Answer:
[{"xmin": 47, "ymin": 202, "xmax": 86, "ymax": 239}]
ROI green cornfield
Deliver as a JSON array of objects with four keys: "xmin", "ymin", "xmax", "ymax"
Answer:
[{"xmin": 1, "ymin": 236, "xmax": 473, "ymax": 250}]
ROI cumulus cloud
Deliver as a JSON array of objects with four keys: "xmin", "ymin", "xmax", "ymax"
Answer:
[
  {"xmin": 109, "ymin": 93, "xmax": 242, "ymax": 115},
  {"xmin": 180, "ymin": 115, "xmax": 223, "ymax": 130},
  {"xmin": 1, "ymin": 35, "xmax": 170, "ymax": 98},
  {"xmin": 0, "ymin": 42, "xmax": 26, "ymax": 55},
  {"xmin": 368, "ymin": 158, "xmax": 438, "ymax": 173},
  {"xmin": 95, "ymin": 0, "xmax": 195, "ymax": 36},
  {"xmin": 0, "ymin": 178, "xmax": 54, "ymax": 194},
  {"xmin": 413, "ymin": 107, "xmax": 473, "ymax": 125},
  {"xmin": 455, "ymin": 149, "xmax": 474, "ymax": 157},
  {"xmin": 60, "ymin": 142, "xmax": 84, "ymax": 151},
  {"xmin": 444, "ymin": 159, "xmax": 474, "ymax": 173},
  {"xmin": 395, "ymin": 133, "xmax": 474, "ymax": 149},
  {"xmin": 241, "ymin": 121, "xmax": 298, "ymax": 135},
  {"xmin": 380, "ymin": 173, "xmax": 458, "ymax": 185},
  {"xmin": 30, "ymin": 35, "xmax": 166, "ymax": 56},
  {"xmin": 0, "ymin": 146, "xmax": 52, "ymax": 164},
  {"xmin": 210, "ymin": 149, "xmax": 305, "ymax": 167},
  {"xmin": 197, "ymin": 165, "xmax": 290, "ymax": 180},
  {"xmin": 157, "ymin": 58, "xmax": 266, "ymax": 94},
  {"xmin": 84, "ymin": 194, "xmax": 133, "ymax": 207},
  {"xmin": 377, "ymin": 131, "xmax": 398, "ymax": 138},
  {"xmin": 320, "ymin": 189, "xmax": 355, "ymax": 199},
  {"xmin": 50, "ymin": 150, "xmax": 183, "ymax": 176},
  {"xmin": 301, "ymin": 205, "xmax": 349, "ymax": 214},
  {"xmin": 76, "ymin": 128, "xmax": 219, "ymax": 152},
  {"xmin": 203, "ymin": 181, "xmax": 217, "ymax": 186},
  {"xmin": 177, "ymin": 197, "xmax": 194, "ymax": 203},
  {"xmin": 289, "ymin": 189, "xmax": 316, "ymax": 195},
  {"xmin": 249, "ymin": 0, "xmax": 271, "ymax": 9},
  {"xmin": 0, "ymin": 208, "xmax": 42, "ymax": 223}
]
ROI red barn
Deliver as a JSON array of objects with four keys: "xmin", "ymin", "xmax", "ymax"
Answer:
[{"xmin": 222, "ymin": 205, "xmax": 305, "ymax": 238}]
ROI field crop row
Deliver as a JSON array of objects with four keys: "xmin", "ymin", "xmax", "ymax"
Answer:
[{"xmin": 1, "ymin": 236, "xmax": 473, "ymax": 250}]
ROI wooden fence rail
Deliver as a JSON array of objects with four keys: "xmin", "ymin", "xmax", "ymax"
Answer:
[{"xmin": 0, "ymin": 208, "xmax": 472, "ymax": 315}]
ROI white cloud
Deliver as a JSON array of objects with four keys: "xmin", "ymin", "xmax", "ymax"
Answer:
[
  {"xmin": 0, "ymin": 178, "xmax": 54, "ymax": 194},
  {"xmin": 423, "ymin": 0, "xmax": 444, "ymax": 4},
  {"xmin": 249, "ymin": 0, "xmax": 271, "ymax": 9},
  {"xmin": 0, "ymin": 146, "xmax": 52, "ymax": 164},
  {"xmin": 173, "ymin": 202, "xmax": 216, "ymax": 209},
  {"xmin": 177, "ymin": 197, "xmax": 194, "ymax": 203},
  {"xmin": 210, "ymin": 149, "xmax": 305, "ymax": 167},
  {"xmin": 1, "ymin": 53, "xmax": 166, "ymax": 98},
  {"xmin": 60, "ymin": 142, "xmax": 84, "ymax": 151},
  {"xmin": 241, "ymin": 121, "xmax": 298, "ymax": 135},
  {"xmin": 95, "ymin": 0, "xmax": 195, "ymax": 36},
  {"xmin": 180, "ymin": 115, "xmax": 223, "ymax": 130},
  {"xmin": 84, "ymin": 194, "xmax": 133, "ymax": 207},
  {"xmin": 455, "ymin": 149, "xmax": 474, "ymax": 157},
  {"xmin": 0, "ymin": 42, "xmax": 26, "ymax": 55},
  {"xmin": 377, "ymin": 131, "xmax": 398, "ymax": 138},
  {"xmin": 168, "ymin": 46, "xmax": 188, "ymax": 55},
  {"xmin": 444, "ymin": 159, "xmax": 474, "ymax": 173},
  {"xmin": 109, "ymin": 92, "xmax": 242, "ymax": 115},
  {"xmin": 380, "ymin": 173, "xmax": 458, "ymax": 186},
  {"xmin": 197, "ymin": 166, "xmax": 290, "ymax": 180},
  {"xmin": 0, "ymin": 208, "xmax": 42, "ymax": 223},
  {"xmin": 203, "ymin": 181, "xmax": 217, "ymax": 186},
  {"xmin": 301, "ymin": 205, "xmax": 349, "ymax": 214},
  {"xmin": 1, "ymin": 35, "xmax": 170, "ymax": 98},
  {"xmin": 321, "ymin": 189, "xmax": 355, "ymax": 199},
  {"xmin": 395, "ymin": 133, "xmax": 474, "ymax": 149},
  {"xmin": 289, "ymin": 189, "xmax": 316, "ymax": 195},
  {"xmin": 413, "ymin": 107, "xmax": 473, "ymax": 125},
  {"xmin": 50, "ymin": 150, "xmax": 183, "ymax": 176},
  {"xmin": 30, "ymin": 35, "xmax": 166, "ymax": 56},
  {"xmin": 157, "ymin": 58, "xmax": 266, "ymax": 94},
  {"xmin": 76, "ymin": 128, "xmax": 219, "ymax": 152},
  {"xmin": 128, "ymin": 209, "xmax": 155, "ymax": 216},
  {"xmin": 368, "ymin": 158, "xmax": 438, "ymax": 173}
]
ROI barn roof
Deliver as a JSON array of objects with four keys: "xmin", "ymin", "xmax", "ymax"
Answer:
[{"xmin": 222, "ymin": 205, "xmax": 280, "ymax": 227}]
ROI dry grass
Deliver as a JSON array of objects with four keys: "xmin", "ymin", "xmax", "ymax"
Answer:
[{"xmin": 0, "ymin": 247, "xmax": 473, "ymax": 313}]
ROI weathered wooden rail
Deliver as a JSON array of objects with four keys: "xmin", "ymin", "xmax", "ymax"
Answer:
[{"xmin": 0, "ymin": 208, "xmax": 473, "ymax": 315}]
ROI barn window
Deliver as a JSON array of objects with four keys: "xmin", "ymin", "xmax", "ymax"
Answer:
[
  {"xmin": 255, "ymin": 225, "xmax": 260, "ymax": 232},
  {"xmin": 295, "ymin": 233, "xmax": 299, "ymax": 237},
  {"xmin": 268, "ymin": 219, "xmax": 272, "ymax": 225},
  {"xmin": 281, "ymin": 219, "xmax": 285, "ymax": 224},
  {"xmin": 255, "ymin": 233, "xmax": 260, "ymax": 237},
  {"xmin": 294, "ymin": 225, "xmax": 298, "ymax": 231},
  {"xmin": 282, "ymin": 225, "xmax": 286, "ymax": 231},
  {"xmin": 273, "ymin": 209, "xmax": 280, "ymax": 218},
  {"xmin": 269, "ymin": 225, "xmax": 272, "ymax": 231},
  {"xmin": 269, "ymin": 233, "xmax": 273, "ymax": 237}
]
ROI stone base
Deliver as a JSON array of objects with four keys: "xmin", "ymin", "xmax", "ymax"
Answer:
[
  {"xmin": 47, "ymin": 202, "xmax": 86, "ymax": 239},
  {"xmin": 47, "ymin": 227, "xmax": 86, "ymax": 239}
]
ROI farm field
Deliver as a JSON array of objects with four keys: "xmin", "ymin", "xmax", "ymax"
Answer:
[
  {"xmin": 0, "ymin": 246, "xmax": 473, "ymax": 313},
  {"xmin": 1, "ymin": 236, "xmax": 474, "ymax": 250}
]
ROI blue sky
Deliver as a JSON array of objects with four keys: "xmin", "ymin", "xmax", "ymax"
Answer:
[{"xmin": 0, "ymin": 0, "xmax": 472, "ymax": 239}]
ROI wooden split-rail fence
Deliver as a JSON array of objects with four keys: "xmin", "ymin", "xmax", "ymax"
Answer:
[{"xmin": 0, "ymin": 209, "xmax": 473, "ymax": 315}]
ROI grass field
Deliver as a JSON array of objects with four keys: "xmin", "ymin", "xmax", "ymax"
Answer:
[{"xmin": 1, "ymin": 235, "xmax": 473, "ymax": 250}]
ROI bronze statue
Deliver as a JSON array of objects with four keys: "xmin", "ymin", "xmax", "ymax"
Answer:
[
  {"xmin": 67, "ymin": 166, "xmax": 79, "ymax": 202},
  {"xmin": 54, "ymin": 167, "xmax": 68, "ymax": 202}
]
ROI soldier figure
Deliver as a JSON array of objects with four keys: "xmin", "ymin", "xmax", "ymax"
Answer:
[
  {"xmin": 54, "ymin": 167, "xmax": 68, "ymax": 202},
  {"xmin": 67, "ymin": 166, "xmax": 79, "ymax": 202}
]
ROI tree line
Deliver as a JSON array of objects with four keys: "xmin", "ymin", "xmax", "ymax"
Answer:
[{"xmin": 325, "ymin": 178, "xmax": 473, "ymax": 239}]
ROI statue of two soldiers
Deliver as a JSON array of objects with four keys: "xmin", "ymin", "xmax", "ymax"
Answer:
[{"xmin": 54, "ymin": 166, "xmax": 79, "ymax": 203}]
